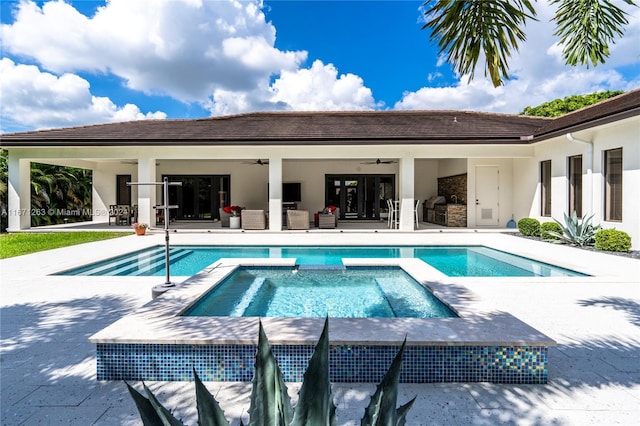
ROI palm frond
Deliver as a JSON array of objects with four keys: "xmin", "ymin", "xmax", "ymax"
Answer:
[
  {"xmin": 423, "ymin": 0, "xmax": 537, "ymax": 87},
  {"xmin": 552, "ymin": 0, "xmax": 636, "ymax": 67}
]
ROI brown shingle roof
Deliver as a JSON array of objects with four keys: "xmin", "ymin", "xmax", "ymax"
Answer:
[
  {"xmin": 0, "ymin": 110, "xmax": 549, "ymax": 146},
  {"xmin": 1, "ymin": 89, "xmax": 638, "ymax": 147}
]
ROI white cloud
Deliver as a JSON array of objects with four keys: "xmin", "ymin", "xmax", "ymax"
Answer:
[
  {"xmin": 1, "ymin": 0, "xmax": 307, "ymax": 102},
  {"xmin": 397, "ymin": 78, "xmax": 504, "ymax": 112},
  {"xmin": 427, "ymin": 72, "xmax": 443, "ymax": 83},
  {"xmin": 396, "ymin": 1, "xmax": 640, "ymax": 113},
  {"xmin": 0, "ymin": 58, "xmax": 165, "ymax": 131},
  {"xmin": 207, "ymin": 60, "xmax": 377, "ymax": 115},
  {"xmin": 269, "ymin": 60, "xmax": 377, "ymax": 111},
  {"xmin": 208, "ymin": 90, "xmax": 249, "ymax": 116},
  {"xmin": 396, "ymin": 68, "xmax": 634, "ymax": 113},
  {"xmin": 1, "ymin": 0, "xmax": 380, "ymax": 127},
  {"xmin": 222, "ymin": 36, "xmax": 305, "ymax": 71}
]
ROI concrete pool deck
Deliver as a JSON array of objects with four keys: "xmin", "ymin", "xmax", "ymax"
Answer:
[{"xmin": 1, "ymin": 231, "xmax": 639, "ymax": 424}]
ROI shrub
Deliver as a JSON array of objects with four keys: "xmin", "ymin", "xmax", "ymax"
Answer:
[
  {"xmin": 517, "ymin": 218, "xmax": 541, "ymax": 237},
  {"xmin": 595, "ymin": 229, "xmax": 632, "ymax": 252},
  {"xmin": 540, "ymin": 221, "xmax": 563, "ymax": 240},
  {"xmin": 126, "ymin": 318, "xmax": 415, "ymax": 425},
  {"xmin": 547, "ymin": 212, "xmax": 600, "ymax": 247}
]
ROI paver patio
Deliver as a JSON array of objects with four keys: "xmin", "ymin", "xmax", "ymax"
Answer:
[{"xmin": 1, "ymin": 231, "xmax": 638, "ymax": 425}]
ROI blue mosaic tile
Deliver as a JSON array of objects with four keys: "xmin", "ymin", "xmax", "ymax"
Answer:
[{"xmin": 96, "ymin": 343, "xmax": 549, "ymax": 384}]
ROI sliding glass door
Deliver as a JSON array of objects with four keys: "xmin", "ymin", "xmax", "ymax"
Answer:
[
  {"xmin": 163, "ymin": 175, "xmax": 230, "ymax": 221},
  {"xmin": 325, "ymin": 174, "xmax": 394, "ymax": 220}
]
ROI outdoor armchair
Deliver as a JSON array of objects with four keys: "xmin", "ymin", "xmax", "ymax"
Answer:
[
  {"xmin": 241, "ymin": 209, "xmax": 267, "ymax": 230},
  {"xmin": 318, "ymin": 207, "xmax": 339, "ymax": 229},
  {"xmin": 287, "ymin": 210, "xmax": 310, "ymax": 230}
]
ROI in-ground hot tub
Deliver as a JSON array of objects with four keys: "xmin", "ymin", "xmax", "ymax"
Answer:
[{"xmin": 90, "ymin": 258, "xmax": 555, "ymax": 384}]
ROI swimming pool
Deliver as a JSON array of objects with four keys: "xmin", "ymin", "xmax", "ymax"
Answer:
[
  {"xmin": 182, "ymin": 266, "xmax": 457, "ymax": 318},
  {"xmin": 56, "ymin": 245, "xmax": 586, "ymax": 277}
]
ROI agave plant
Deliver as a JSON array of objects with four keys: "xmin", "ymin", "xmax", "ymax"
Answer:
[
  {"xmin": 547, "ymin": 211, "xmax": 601, "ymax": 247},
  {"xmin": 361, "ymin": 337, "xmax": 415, "ymax": 426},
  {"xmin": 126, "ymin": 318, "xmax": 414, "ymax": 425}
]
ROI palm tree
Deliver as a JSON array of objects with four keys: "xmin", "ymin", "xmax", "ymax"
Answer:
[
  {"xmin": 422, "ymin": 0, "xmax": 637, "ymax": 87},
  {"xmin": 0, "ymin": 155, "xmax": 92, "ymax": 229},
  {"xmin": 30, "ymin": 163, "xmax": 92, "ymax": 226}
]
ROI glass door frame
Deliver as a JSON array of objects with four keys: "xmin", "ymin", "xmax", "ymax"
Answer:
[
  {"xmin": 162, "ymin": 174, "xmax": 230, "ymax": 221},
  {"xmin": 325, "ymin": 174, "xmax": 395, "ymax": 220}
]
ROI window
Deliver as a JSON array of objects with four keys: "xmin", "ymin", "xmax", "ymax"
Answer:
[
  {"xmin": 540, "ymin": 160, "xmax": 551, "ymax": 217},
  {"xmin": 568, "ymin": 155, "xmax": 582, "ymax": 217},
  {"xmin": 604, "ymin": 148, "xmax": 622, "ymax": 221}
]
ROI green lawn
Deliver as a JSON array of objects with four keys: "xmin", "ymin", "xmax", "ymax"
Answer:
[{"xmin": 0, "ymin": 232, "xmax": 130, "ymax": 259}]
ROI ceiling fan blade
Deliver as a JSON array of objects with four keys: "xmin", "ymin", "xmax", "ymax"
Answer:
[
  {"xmin": 360, "ymin": 159, "xmax": 397, "ymax": 164},
  {"xmin": 120, "ymin": 160, "xmax": 160, "ymax": 165}
]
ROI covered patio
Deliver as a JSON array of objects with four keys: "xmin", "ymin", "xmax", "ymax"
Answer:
[
  {"xmin": 3, "ymin": 92, "xmax": 639, "ymax": 249},
  {"xmin": 27, "ymin": 214, "xmax": 490, "ymax": 233},
  {"xmin": 3, "ymin": 110, "xmax": 550, "ymax": 234}
]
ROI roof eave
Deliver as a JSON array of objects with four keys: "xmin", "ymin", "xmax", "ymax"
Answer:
[
  {"xmin": 0, "ymin": 136, "xmax": 530, "ymax": 147},
  {"xmin": 530, "ymin": 105, "xmax": 640, "ymax": 143}
]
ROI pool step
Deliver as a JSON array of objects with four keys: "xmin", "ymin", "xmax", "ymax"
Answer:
[
  {"xmin": 375, "ymin": 277, "xmax": 455, "ymax": 318},
  {"xmin": 297, "ymin": 264, "xmax": 346, "ymax": 270},
  {"xmin": 129, "ymin": 249, "xmax": 194, "ymax": 276},
  {"xmin": 229, "ymin": 277, "xmax": 265, "ymax": 316},
  {"xmin": 73, "ymin": 248, "xmax": 192, "ymax": 276},
  {"xmin": 66, "ymin": 248, "xmax": 165, "ymax": 275}
]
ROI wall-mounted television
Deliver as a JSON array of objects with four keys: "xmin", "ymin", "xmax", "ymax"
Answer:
[{"xmin": 282, "ymin": 182, "xmax": 302, "ymax": 202}]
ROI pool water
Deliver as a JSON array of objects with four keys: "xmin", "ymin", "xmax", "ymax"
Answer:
[
  {"xmin": 56, "ymin": 245, "xmax": 586, "ymax": 277},
  {"xmin": 415, "ymin": 246, "xmax": 581, "ymax": 277},
  {"xmin": 182, "ymin": 267, "xmax": 457, "ymax": 318}
]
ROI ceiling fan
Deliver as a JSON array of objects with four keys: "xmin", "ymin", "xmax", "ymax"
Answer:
[
  {"xmin": 120, "ymin": 160, "xmax": 160, "ymax": 166},
  {"xmin": 360, "ymin": 158, "xmax": 397, "ymax": 165},
  {"xmin": 242, "ymin": 159, "xmax": 269, "ymax": 166}
]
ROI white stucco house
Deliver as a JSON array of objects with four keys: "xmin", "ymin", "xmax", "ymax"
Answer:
[{"xmin": 2, "ymin": 89, "xmax": 639, "ymax": 248}]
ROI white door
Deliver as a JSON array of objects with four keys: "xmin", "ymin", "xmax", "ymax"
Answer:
[{"xmin": 475, "ymin": 166, "xmax": 500, "ymax": 226}]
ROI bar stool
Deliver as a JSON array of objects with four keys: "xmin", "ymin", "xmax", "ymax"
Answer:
[
  {"xmin": 414, "ymin": 199, "xmax": 421, "ymax": 229},
  {"xmin": 387, "ymin": 199, "xmax": 400, "ymax": 229}
]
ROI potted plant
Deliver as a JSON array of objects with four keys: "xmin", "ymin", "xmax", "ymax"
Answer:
[
  {"xmin": 224, "ymin": 206, "xmax": 242, "ymax": 216},
  {"xmin": 223, "ymin": 206, "xmax": 243, "ymax": 228},
  {"xmin": 132, "ymin": 222, "xmax": 148, "ymax": 235}
]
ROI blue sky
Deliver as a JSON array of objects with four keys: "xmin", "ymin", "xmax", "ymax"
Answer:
[{"xmin": 1, "ymin": 0, "xmax": 638, "ymax": 133}]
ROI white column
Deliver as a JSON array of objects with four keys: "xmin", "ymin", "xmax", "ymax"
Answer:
[
  {"xmin": 92, "ymin": 166, "xmax": 110, "ymax": 224},
  {"xmin": 137, "ymin": 158, "xmax": 157, "ymax": 226},
  {"xmin": 268, "ymin": 156, "xmax": 283, "ymax": 231},
  {"xmin": 398, "ymin": 156, "xmax": 415, "ymax": 231},
  {"xmin": 7, "ymin": 153, "xmax": 31, "ymax": 231}
]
